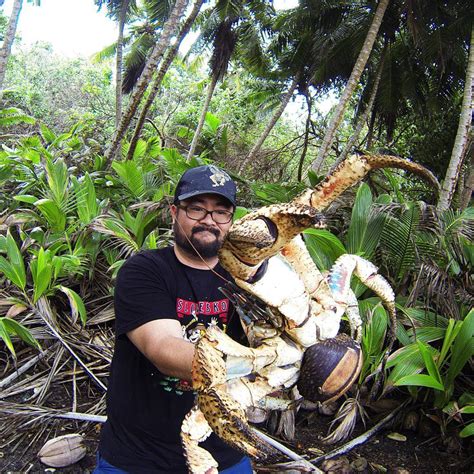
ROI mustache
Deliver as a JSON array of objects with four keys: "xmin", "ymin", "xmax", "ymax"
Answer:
[{"xmin": 192, "ymin": 225, "xmax": 220, "ymax": 237}]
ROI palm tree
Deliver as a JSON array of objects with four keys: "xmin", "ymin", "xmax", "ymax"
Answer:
[
  {"xmin": 104, "ymin": 0, "xmax": 189, "ymax": 166},
  {"xmin": 311, "ymin": 0, "xmax": 390, "ymax": 173},
  {"xmin": 437, "ymin": 24, "xmax": 474, "ymax": 212},
  {"xmin": 335, "ymin": 51, "xmax": 386, "ymax": 166},
  {"xmin": 240, "ymin": 70, "xmax": 301, "ymax": 170},
  {"xmin": 240, "ymin": 0, "xmax": 367, "ymax": 171},
  {"xmin": 185, "ymin": 0, "xmax": 274, "ymax": 162},
  {"xmin": 126, "ymin": 0, "xmax": 205, "ymax": 161},
  {"xmin": 0, "ymin": 0, "xmax": 22, "ymax": 92},
  {"xmin": 95, "ymin": 0, "xmax": 136, "ymax": 127},
  {"xmin": 186, "ymin": 18, "xmax": 238, "ymax": 161}
]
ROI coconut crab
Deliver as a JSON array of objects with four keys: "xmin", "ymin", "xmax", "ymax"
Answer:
[{"xmin": 181, "ymin": 155, "xmax": 439, "ymax": 473}]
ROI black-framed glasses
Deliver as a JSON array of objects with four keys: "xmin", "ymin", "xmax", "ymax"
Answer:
[{"xmin": 177, "ymin": 204, "xmax": 233, "ymax": 224}]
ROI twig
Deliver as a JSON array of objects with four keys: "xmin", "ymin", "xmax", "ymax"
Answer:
[
  {"xmin": 0, "ymin": 345, "xmax": 54, "ymax": 390},
  {"xmin": 72, "ymin": 360, "xmax": 77, "ymax": 413},
  {"xmin": 310, "ymin": 400, "xmax": 408, "ymax": 465},
  {"xmin": 251, "ymin": 427, "xmax": 323, "ymax": 473}
]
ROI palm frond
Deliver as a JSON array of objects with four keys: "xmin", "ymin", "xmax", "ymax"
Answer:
[{"xmin": 323, "ymin": 397, "xmax": 367, "ymax": 444}]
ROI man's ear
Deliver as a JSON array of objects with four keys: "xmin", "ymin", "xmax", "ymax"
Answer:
[{"xmin": 170, "ymin": 204, "xmax": 177, "ymax": 222}]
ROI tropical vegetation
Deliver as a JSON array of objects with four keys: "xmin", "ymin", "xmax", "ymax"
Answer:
[{"xmin": 0, "ymin": 0, "xmax": 472, "ymax": 470}]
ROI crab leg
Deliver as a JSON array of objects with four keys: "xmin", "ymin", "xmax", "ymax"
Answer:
[
  {"xmin": 329, "ymin": 254, "xmax": 396, "ymax": 350},
  {"xmin": 295, "ymin": 154, "xmax": 439, "ymax": 211},
  {"xmin": 181, "ymin": 406, "xmax": 217, "ymax": 474}
]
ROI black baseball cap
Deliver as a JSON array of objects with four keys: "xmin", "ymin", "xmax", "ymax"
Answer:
[{"xmin": 174, "ymin": 165, "xmax": 237, "ymax": 206}]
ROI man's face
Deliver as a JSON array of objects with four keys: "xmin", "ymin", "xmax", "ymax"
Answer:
[{"xmin": 171, "ymin": 194, "xmax": 234, "ymax": 259}]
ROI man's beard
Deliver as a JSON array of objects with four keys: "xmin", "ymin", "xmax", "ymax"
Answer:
[{"xmin": 174, "ymin": 222, "xmax": 223, "ymax": 259}]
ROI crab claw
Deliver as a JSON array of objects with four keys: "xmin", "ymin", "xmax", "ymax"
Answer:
[
  {"xmin": 219, "ymin": 205, "xmax": 325, "ymax": 281},
  {"xmin": 188, "ymin": 327, "xmax": 282, "ymax": 467}
]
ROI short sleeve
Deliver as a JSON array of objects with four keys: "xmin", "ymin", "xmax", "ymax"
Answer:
[{"xmin": 114, "ymin": 252, "xmax": 177, "ymax": 336}]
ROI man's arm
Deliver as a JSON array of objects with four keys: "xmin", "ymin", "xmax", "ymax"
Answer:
[{"xmin": 127, "ymin": 319, "xmax": 195, "ymax": 381}]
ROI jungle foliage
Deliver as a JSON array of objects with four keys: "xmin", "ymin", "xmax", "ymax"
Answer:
[{"xmin": 0, "ymin": 0, "xmax": 472, "ymax": 466}]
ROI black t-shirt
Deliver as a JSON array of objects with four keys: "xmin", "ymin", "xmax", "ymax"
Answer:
[{"xmin": 99, "ymin": 247, "xmax": 245, "ymax": 473}]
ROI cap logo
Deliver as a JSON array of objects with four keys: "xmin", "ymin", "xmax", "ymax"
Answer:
[{"xmin": 208, "ymin": 165, "xmax": 231, "ymax": 187}]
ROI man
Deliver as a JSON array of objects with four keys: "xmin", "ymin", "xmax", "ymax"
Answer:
[{"xmin": 96, "ymin": 165, "xmax": 252, "ymax": 473}]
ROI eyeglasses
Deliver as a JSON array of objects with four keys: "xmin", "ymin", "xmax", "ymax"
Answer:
[{"xmin": 177, "ymin": 204, "xmax": 233, "ymax": 224}]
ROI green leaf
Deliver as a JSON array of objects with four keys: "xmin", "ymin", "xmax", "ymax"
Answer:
[
  {"xmin": 40, "ymin": 123, "xmax": 57, "ymax": 144},
  {"xmin": 360, "ymin": 304, "xmax": 389, "ymax": 380},
  {"xmin": 459, "ymin": 406, "xmax": 474, "ymax": 414},
  {"xmin": 233, "ymin": 206, "xmax": 249, "ymax": 221},
  {"xmin": 152, "ymin": 182, "xmax": 171, "ymax": 203},
  {"xmin": 57, "ymin": 286, "xmax": 87, "ymax": 325},
  {"xmin": 347, "ymin": 183, "xmax": 385, "ymax": 259},
  {"xmin": 446, "ymin": 309, "xmax": 474, "ymax": 386},
  {"xmin": 14, "ymin": 194, "xmax": 39, "ymax": 204},
  {"xmin": 71, "ymin": 173, "xmax": 100, "ymax": 224},
  {"xmin": 0, "ymin": 318, "xmax": 15, "ymax": 357},
  {"xmin": 438, "ymin": 319, "xmax": 463, "ymax": 366},
  {"xmin": 459, "ymin": 422, "xmax": 474, "ymax": 438},
  {"xmin": 112, "ymin": 161, "xmax": 145, "ymax": 197},
  {"xmin": 395, "ymin": 374, "xmax": 444, "ymax": 391},
  {"xmin": 34, "ymin": 198, "xmax": 66, "ymax": 232},
  {"xmin": 459, "ymin": 393, "xmax": 474, "ymax": 406},
  {"xmin": 204, "ymin": 112, "xmax": 221, "ymax": 134},
  {"xmin": 381, "ymin": 202, "xmax": 421, "ymax": 282},
  {"xmin": 132, "ymin": 139, "xmax": 147, "ymax": 160},
  {"xmin": 303, "ymin": 229, "xmax": 346, "ymax": 271},
  {"xmin": 29, "ymin": 248, "xmax": 53, "ymax": 303},
  {"xmin": 0, "ymin": 232, "xmax": 26, "ymax": 290},
  {"xmin": 417, "ymin": 340, "xmax": 443, "ymax": 385},
  {"xmin": 408, "ymin": 326, "xmax": 446, "ymax": 343},
  {"xmin": 386, "ymin": 343, "xmax": 427, "ymax": 387},
  {"xmin": 45, "ymin": 157, "xmax": 69, "ymax": 207},
  {"xmin": 2, "ymin": 317, "xmax": 41, "ymax": 351},
  {"xmin": 0, "ymin": 107, "xmax": 35, "ymax": 127}
]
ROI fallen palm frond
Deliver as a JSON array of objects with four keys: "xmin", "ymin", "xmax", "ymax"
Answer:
[
  {"xmin": 311, "ymin": 400, "xmax": 408, "ymax": 465},
  {"xmin": 35, "ymin": 297, "xmax": 107, "ymax": 392},
  {"xmin": 0, "ymin": 400, "xmax": 107, "ymax": 423},
  {"xmin": 0, "ymin": 343, "xmax": 56, "ymax": 390}
]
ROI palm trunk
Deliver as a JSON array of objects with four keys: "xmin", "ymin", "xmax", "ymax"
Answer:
[
  {"xmin": 437, "ymin": 24, "xmax": 474, "ymax": 212},
  {"xmin": 104, "ymin": 0, "xmax": 188, "ymax": 167},
  {"xmin": 241, "ymin": 71, "xmax": 301, "ymax": 172},
  {"xmin": 297, "ymin": 93, "xmax": 312, "ymax": 181},
  {"xmin": 127, "ymin": 0, "xmax": 204, "ymax": 161},
  {"xmin": 311, "ymin": 0, "xmax": 390, "ymax": 173},
  {"xmin": 335, "ymin": 53, "xmax": 385, "ymax": 167},
  {"xmin": 186, "ymin": 73, "xmax": 219, "ymax": 162},
  {"xmin": 366, "ymin": 107, "xmax": 377, "ymax": 149},
  {"xmin": 115, "ymin": 0, "xmax": 130, "ymax": 127},
  {"xmin": 459, "ymin": 148, "xmax": 473, "ymax": 211},
  {"xmin": 0, "ymin": 0, "xmax": 23, "ymax": 92}
]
